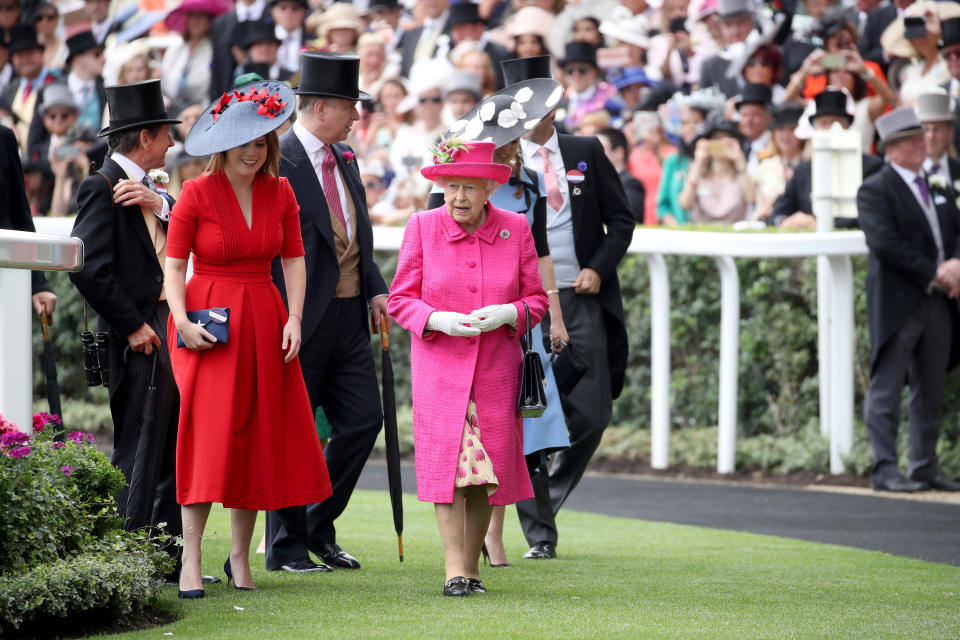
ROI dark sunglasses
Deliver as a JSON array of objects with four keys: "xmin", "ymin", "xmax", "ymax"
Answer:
[
  {"xmin": 746, "ymin": 57, "xmax": 772, "ymax": 67},
  {"xmin": 44, "ymin": 111, "xmax": 75, "ymax": 120},
  {"xmin": 418, "ymin": 96, "xmax": 443, "ymax": 104},
  {"xmin": 565, "ymin": 65, "xmax": 593, "ymax": 76}
]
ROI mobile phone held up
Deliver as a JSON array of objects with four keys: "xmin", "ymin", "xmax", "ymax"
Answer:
[{"xmin": 820, "ymin": 54, "xmax": 846, "ymax": 70}]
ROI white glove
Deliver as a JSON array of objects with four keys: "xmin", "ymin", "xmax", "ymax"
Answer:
[
  {"xmin": 470, "ymin": 304, "xmax": 518, "ymax": 332},
  {"xmin": 425, "ymin": 311, "xmax": 481, "ymax": 337}
]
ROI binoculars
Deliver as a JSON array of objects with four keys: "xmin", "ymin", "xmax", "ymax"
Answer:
[{"xmin": 81, "ymin": 330, "xmax": 109, "ymax": 387}]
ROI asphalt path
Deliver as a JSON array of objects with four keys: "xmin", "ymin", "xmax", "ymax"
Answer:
[{"xmin": 357, "ymin": 462, "xmax": 960, "ymax": 567}]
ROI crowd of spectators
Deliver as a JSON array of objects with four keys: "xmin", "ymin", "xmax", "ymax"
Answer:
[{"xmin": 2, "ymin": 0, "xmax": 960, "ymax": 227}]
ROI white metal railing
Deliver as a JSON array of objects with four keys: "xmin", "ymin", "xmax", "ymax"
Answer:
[
  {"xmin": 0, "ymin": 227, "xmax": 83, "ymax": 432},
  {"xmin": 21, "ymin": 218, "xmax": 866, "ymax": 473}
]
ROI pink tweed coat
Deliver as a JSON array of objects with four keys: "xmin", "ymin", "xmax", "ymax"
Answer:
[{"xmin": 388, "ymin": 204, "xmax": 549, "ymax": 505}]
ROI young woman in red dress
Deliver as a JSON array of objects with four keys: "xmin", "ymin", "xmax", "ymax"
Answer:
[{"xmin": 165, "ymin": 78, "xmax": 332, "ymax": 598}]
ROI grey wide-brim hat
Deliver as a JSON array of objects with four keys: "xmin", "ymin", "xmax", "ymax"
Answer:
[
  {"xmin": 875, "ymin": 107, "xmax": 924, "ymax": 153},
  {"xmin": 185, "ymin": 80, "xmax": 295, "ymax": 156},
  {"xmin": 446, "ymin": 78, "xmax": 564, "ymax": 148},
  {"xmin": 39, "ymin": 84, "xmax": 78, "ymax": 114},
  {"xmin": 915, "ymin": 88, "xmax": 955, "ymax": 124}
]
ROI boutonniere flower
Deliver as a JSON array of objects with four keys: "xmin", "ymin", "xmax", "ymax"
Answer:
[
  {"xmin": 928, "ymin": 174, "xmax": 948, "ymax": 191},
  {"xmin": 148, "ymin": 169, "xmax": 169, "ymax": 185},
  {"xmin": 953, "ymin": 179, "xmax": 960, "ymax": 193},
  {"xmin": 343, "ymin": 150, "xmax": 355, "ymax": 163}
]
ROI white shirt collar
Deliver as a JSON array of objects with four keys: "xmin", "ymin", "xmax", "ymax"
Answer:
[
  {"xmin": 236, "ymin": 0, "xmax": 265, "ymax": 21},
  {"xmin": 924, "ymin": 153, "xmax": 951, "ymax": 173},
  {"xmin": 111, "ymin": 152, "xmax": 147, "ymax": 182},
  {"xmin": 293, "ymin": 120, "xmax": 329, "ymax": 158},
  {"xmin": 750, "ymin": 131, "xmax": 770, "ymax": 153},
  {"xmin": 67, "ymin": 72, "xmax": 94, "ymax": 93},
  {"xmin": 520, "ymin": 128, "xmax": 561, "ymax": 160},
  {"xmin": 276, "ymin": 24, "xmax": 302, "ymax": 41},
  {"xmin": 423, "ymin": 10, "xmax": 448, "ymax": 29},
  {"xmin": 891, "ymin": 161, "xmax": 922, "ymax": 184}
]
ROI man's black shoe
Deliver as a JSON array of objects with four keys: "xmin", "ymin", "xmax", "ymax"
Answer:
[
  {"xmin": 279, "ymin": 558, "xmax": 332, "ymax": 573},
  {"xmin": 873, "ymin": 476, "xmax": 928, "ymax": 493},
  {"xmin": 923, "ymin": 474, "xmax": 960, "ymax": 491},
  {"xmin": 311, "ymin": 543, "xmax": 361, "ymax": 569},
  {"xmin": 522, "ymin": 542, "xmax": 556, "ymax": 559}
]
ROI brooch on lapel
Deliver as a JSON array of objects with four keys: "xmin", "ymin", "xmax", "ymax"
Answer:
[
  {"xmin": 567, "ymin": 161, "xmax": 586, "ymax": 197},
  {"xmin": 500, "ymin": 229, "xmax": 510, "ymax": 239}
]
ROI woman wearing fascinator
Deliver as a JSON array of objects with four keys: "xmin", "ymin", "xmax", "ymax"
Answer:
[
  {"xmin": 428, "ymin": 77, "xmax": 574, "ymax": 569},
  {"xmin": 165, "ymin": 77, "xmax": 332, "ymax": 598}
]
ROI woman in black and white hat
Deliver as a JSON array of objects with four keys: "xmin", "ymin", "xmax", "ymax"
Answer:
[
  {"xmin": 165, "ymin": 79, "xmax": 332, "ymax": 598},
  {"xmin": 428, "ymin": 76, "xmax": 573, "ymax": 569}
]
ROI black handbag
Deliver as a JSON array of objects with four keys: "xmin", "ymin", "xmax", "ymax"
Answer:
[
  {"xmin": 517, "ymin": 303, "xmax": 548, "ymax": 418},
  {"xmin": 550, "ymin": 339, "xmax": 589, "ymax": 394}
]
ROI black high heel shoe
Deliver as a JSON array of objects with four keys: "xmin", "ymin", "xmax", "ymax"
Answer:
[
  {"xmin": 481, "ymin": 543, "xmax": 510, "ymax": 568},
  {"xmin": 178, "ymin": 588, "xmax": 205, "ymax": 599},
  {"xmin": 224, "ymin": 558, "xmax": 256, "ymax": 591}
]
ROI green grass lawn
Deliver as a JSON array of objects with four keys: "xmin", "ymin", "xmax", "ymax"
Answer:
[{"xmin": 102, "ymin": 490, "xmax": 960, "ymax": 640}]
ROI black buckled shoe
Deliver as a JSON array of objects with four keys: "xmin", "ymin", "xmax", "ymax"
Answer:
[
  {"xmin": 467, "ymin": 578, "xmax": 486, "ymax": 594},
  {"xmin": 311, "ymin": 543, "xmax": 361, "ymax": 569},
  {"xmin": 443, "ymin": 576, "xmax": 471, "ymax": 597},
  {"xmin": 522, "ymin": 542, "xmax": 556, "ymax": 559},
  {"xmin": 280, "ymin": 558, "xmax": 332, "ymax": 573}
]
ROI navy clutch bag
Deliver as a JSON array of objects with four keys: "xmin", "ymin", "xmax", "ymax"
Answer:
[{"xmin": 176, "ymin": 307, "xmax": 230, "ymax": 348}]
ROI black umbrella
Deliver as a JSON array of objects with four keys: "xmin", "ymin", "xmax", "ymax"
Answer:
[
  {"xmin": 122, "ymin": 347, "xmax": 171, "ymax": 532},
  {"xmin": 39, "ymin": 312, "xmax": 63, "ymax": 432},
  {"xmin": 380, "ymin": 315, "xmax": 404, "ymax": 561}
]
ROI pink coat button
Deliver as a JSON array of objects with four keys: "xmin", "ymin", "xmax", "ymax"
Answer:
[
  {"xmin": 469, "ymin": 285, "xmax": 477, "ymax": 292},
  {"xmin": 467, "ymin": 260, "xmax": 476, "ymax": 267}
]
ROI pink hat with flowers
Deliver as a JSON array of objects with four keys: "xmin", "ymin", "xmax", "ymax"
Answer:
[{"xmin": 420, "ymin": 139, "xmax": 512, "ymax": 184}]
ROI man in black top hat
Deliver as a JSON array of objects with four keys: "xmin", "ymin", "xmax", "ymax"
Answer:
[
  {"xmin": 446, "ymin": 1, "xmax": 511, "ymax": 88},
  {"xmin": 397, "ymin": 0, "xmax": 451, "ymax": 78},
  {"xmin": 27, "ymin": 31, "xmax": 105, "ymax": 153},
  {"xmin": 69, "ymin": 80, "xmax": 212, "ymax": 583},
  {"xmin": 265, "ymin": 52, "xmax": 389, "ymax": 573},
  {"xmin": 235, "ymin": 21, "xmax": 293, "ymax": 83},
  {"xmin": 858, "ymin": 106, "xmax": 960, "ymax": 493},
  {"xmin": 0, "ymin": 24, "xmax": 54, "ymax": 153},
  {"xmin": 504, "ymin": 56, "xmax": 635, "ymax": 560},
  {"xmin": 559, "ymin": 42, "xmax": 623, "ymax": 131},
  {"xmin": 767, "ymin": 89, "xmax": 883, "ymax": 229},
  {"xmin": 734, "ymin": 83, "xmax": 772, "ymax": 175},
  {"xmin": 209, "ymin": 0, "xmax": 268, "ymax": 100},
  {"xmin": 937, "ymin": 18, "xmax": 960, "ymax": 154},
  {"xmin": 270, "ymin": 0, "xmax": 310, "ymax": 78}
]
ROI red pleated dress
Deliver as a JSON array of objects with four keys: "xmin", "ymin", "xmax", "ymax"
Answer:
[{"xmin": 166, "ymin": 171, "xmax": 332, "ymax": 510}]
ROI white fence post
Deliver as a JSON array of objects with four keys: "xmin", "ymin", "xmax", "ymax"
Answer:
[
  {"xmin": 0, "ymin": 269, "xmax": 33, "ymax": 433},
  {"xmin": 646, "ymin": 254, "xmax": 671, "ymax": 469},
  {"xmin": 714, "ymin": 256, "xmax": 739, "ymax": 474}
]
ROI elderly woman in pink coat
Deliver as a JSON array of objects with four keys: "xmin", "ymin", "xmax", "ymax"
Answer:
[{"xmin": 388, "ymin": 139, "xmax": 548, "ymax": 598}]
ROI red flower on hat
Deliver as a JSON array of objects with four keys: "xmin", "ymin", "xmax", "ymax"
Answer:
[{"xmin": 211, "ymin": 91, "xmax": 237, "ymax": 122}]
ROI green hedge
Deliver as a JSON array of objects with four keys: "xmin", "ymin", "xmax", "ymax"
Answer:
[{"xmin": 38, "ymin": 249, "xmax": 960, "ymax": 476}]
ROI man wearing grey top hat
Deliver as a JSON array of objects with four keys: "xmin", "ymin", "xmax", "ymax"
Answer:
[
  {"xmin": 917, "ymin": 89, "xmax": 960, "ymax": 188},
  {"xmin": 698, "ymin": 0, "xmax": 757, "ymax": 97},
  {"xmin": 858, "ymin": 107, "xmax": 960, "ymax": 493}
]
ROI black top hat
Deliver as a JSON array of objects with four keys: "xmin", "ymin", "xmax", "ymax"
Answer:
[
  {"xmin": 366, "ymin": 0, "xmax": 400, "ymax": 11},
  {"xmin": 8, "ymin": 24, "xmax": 42, "ymax": 54},
  {"xmin": 98, "ymin": 80, "xmax": 181, "ymax": 138},
  {"xmin": 940, "ymin": 17, "xmax": 960, "ymax": 48},
  {"xmin": 448, "ymin": 2, "xmax": 485, "ymax": 28},
  {"xmin": 501, "ymin": 55, "xmax": 552, "ymax": 86},
  {"xmin": 65, "ymin": 30, "xmax": 101, "ymax": 65},
  {"xmin": 239, "ymin": 21, "xmax": 281, "ymax": 50},
  {"xmin": 186, "ymin": 79, "xmax": 295, "ymax": 156},
  {"xmin": 769, "ymin": 102, "xmax": 804, "ymax": 129},
  {"xmin": 269, "ymin": 0, "xmax": 308, "ymax": 7},
  {"xmin": 561, "ymin": 42, "xmax": 597, "ymax": 68},
  {"xmin": 295, "ymin": 52, "xmax": 372, "ymax": 101},
  {"xmin": 447, "ymin": 77, "xmax": 565, "ymax": 148},
  {"xmin": 735, "ymin": 83, "xmax": 772, "ymax": 109},
  {"xmin": 810, "ymin": 89, "xmax": 852, "ymax": 125}
]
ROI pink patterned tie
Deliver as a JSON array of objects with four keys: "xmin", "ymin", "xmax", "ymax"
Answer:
[
  {"xmin": 321, "ymin": 145, "xmax": 347, "ymax": 230},
  {"xmin": 538, "ymin": 147, "xmax": 563, "ymax": 212}
]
